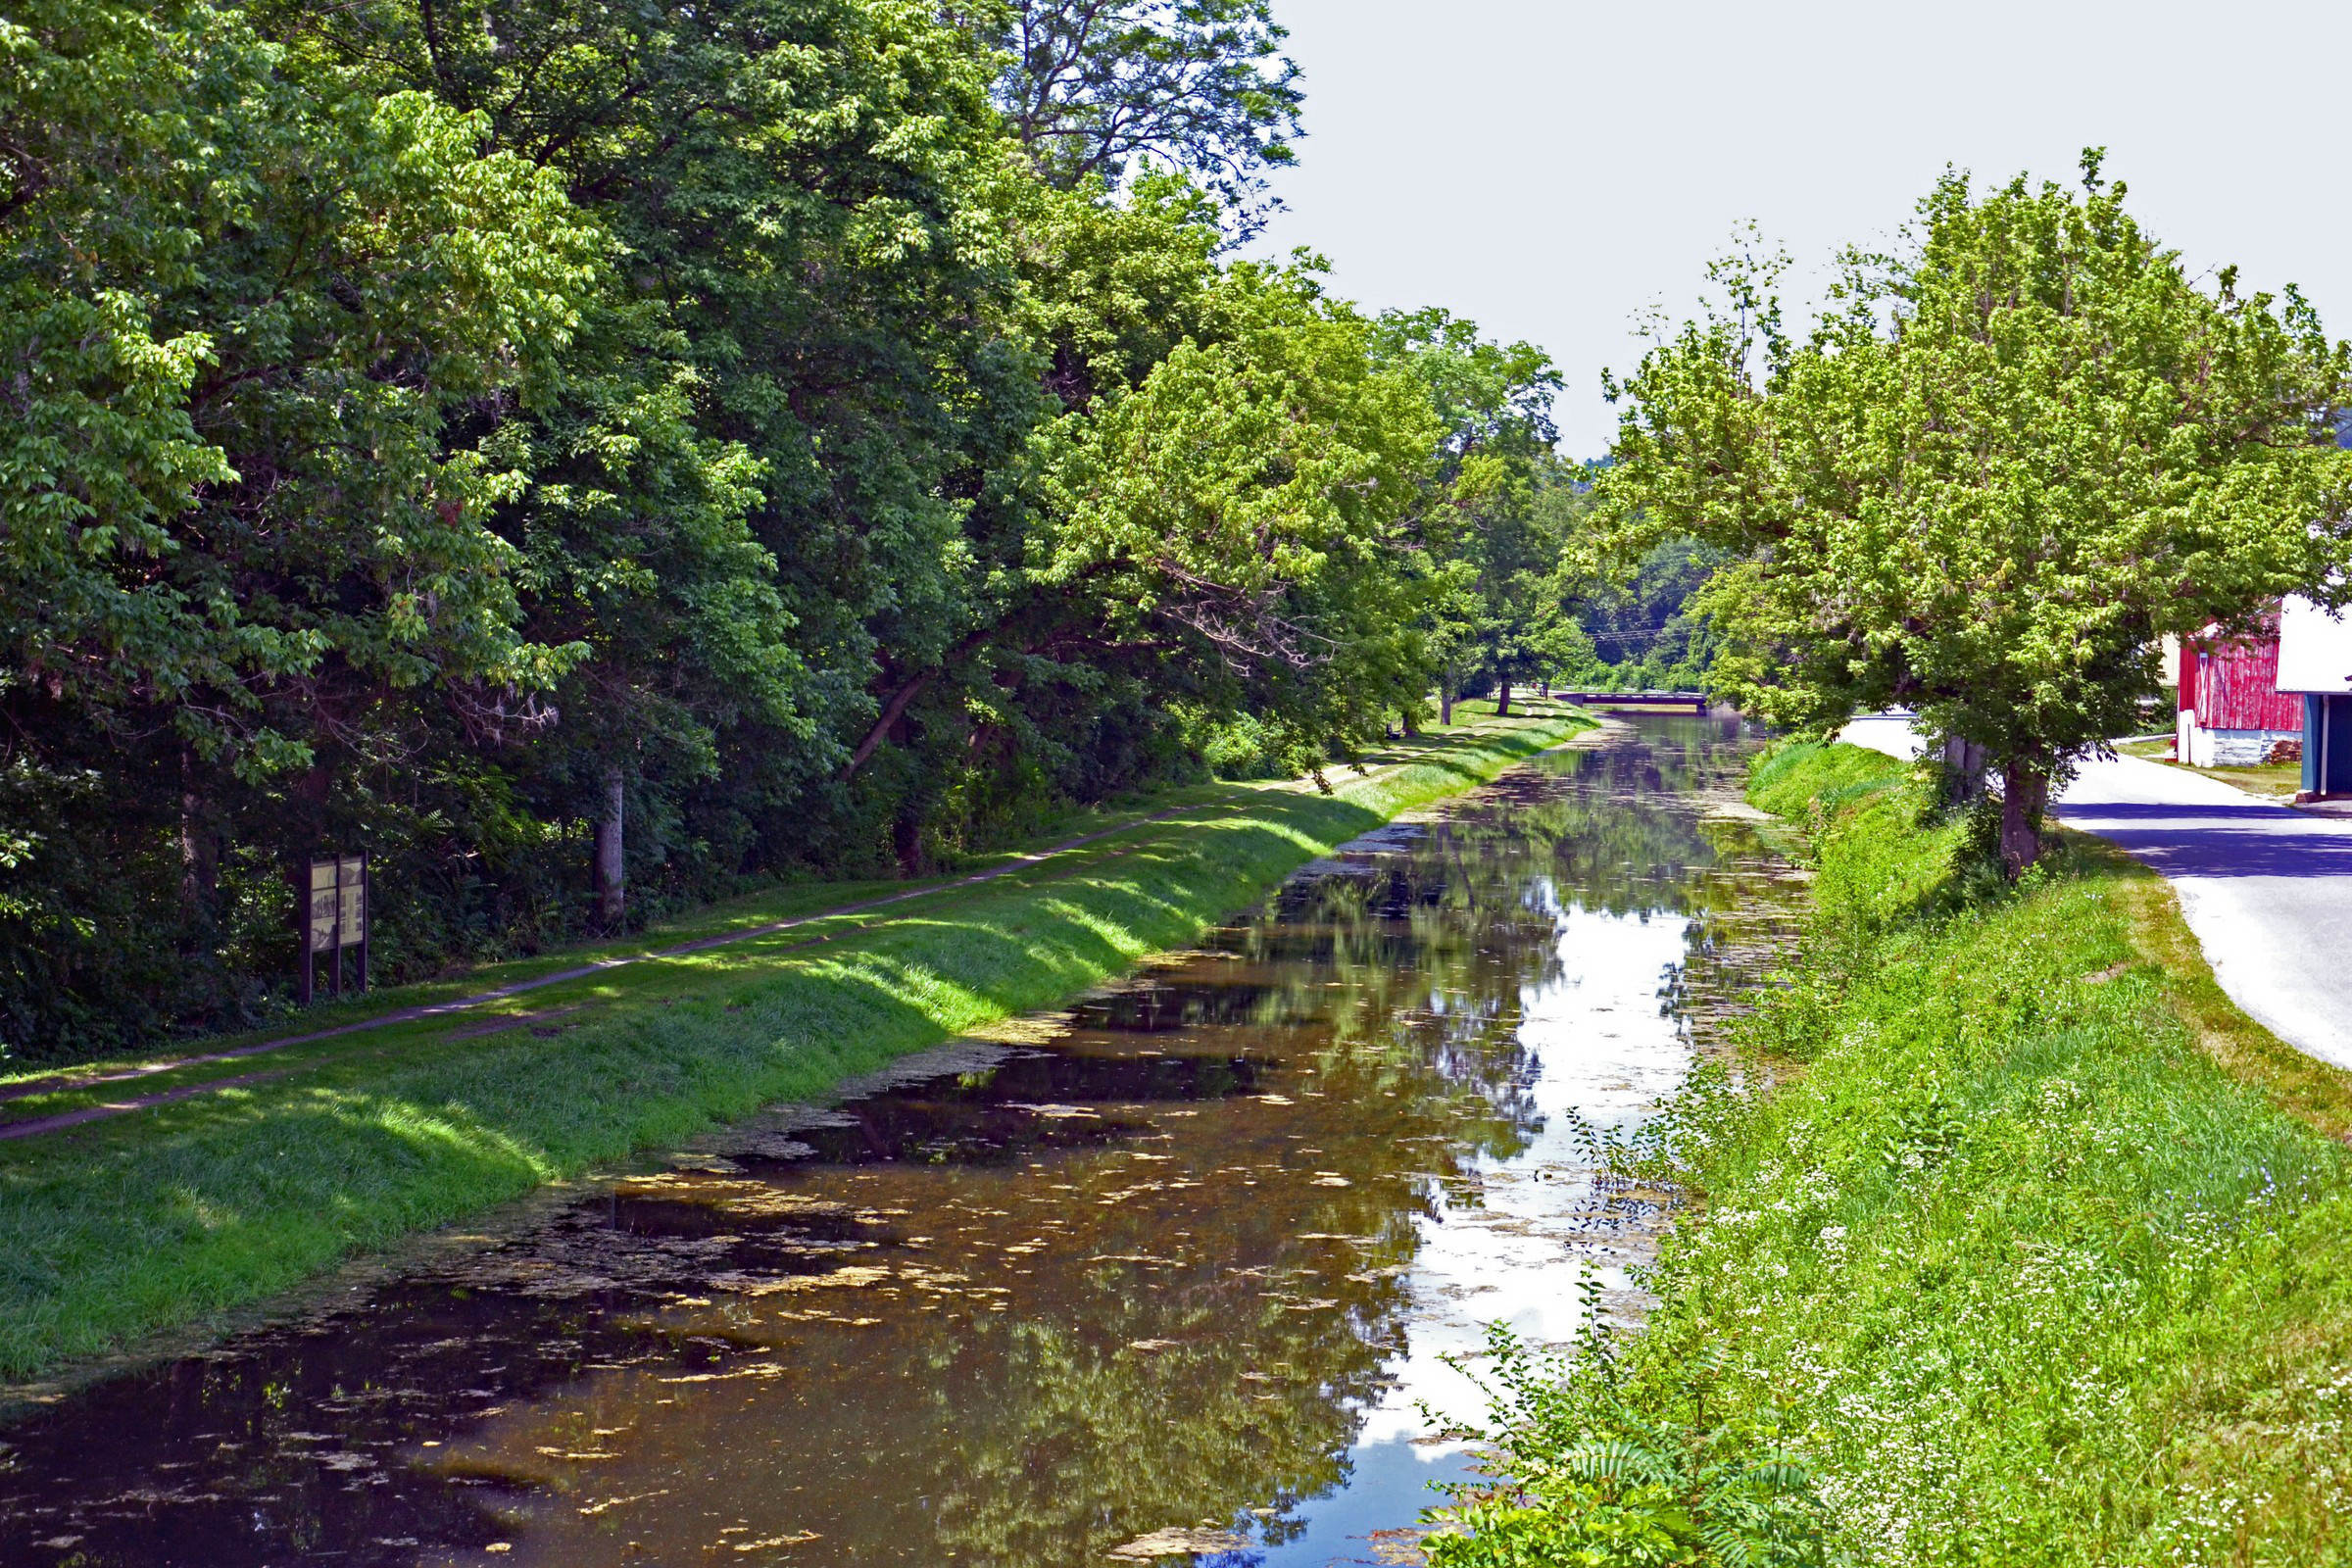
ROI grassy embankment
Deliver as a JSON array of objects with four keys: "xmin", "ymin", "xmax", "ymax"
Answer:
[
  {"xmin": 0, "ymin": 704, "xmax": 1591, "ymax": 1384},
  {"xmin": 1437, "ymin": 740, "xmax": 2352, "ymax": 1566}
]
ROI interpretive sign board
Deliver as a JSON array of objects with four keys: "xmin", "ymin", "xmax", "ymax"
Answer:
[{"xmin": 297, "ymin": 854, "xmax": 368, "ymax": 1004}]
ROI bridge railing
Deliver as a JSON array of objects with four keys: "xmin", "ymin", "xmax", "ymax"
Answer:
[{"xmin": 1548, "ymin": 691, "xmax": 1713, "ymax": 711}]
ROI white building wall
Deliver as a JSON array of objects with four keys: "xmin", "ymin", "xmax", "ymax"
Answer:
[{"xmin": 2278, "ymin": 596, "xmax": 2352, "ymax": 695}]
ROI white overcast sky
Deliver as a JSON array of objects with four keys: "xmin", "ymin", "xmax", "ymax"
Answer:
[{"xmin": 1247, "ymin": 0, "xmax": 2352, "ymax": 457}]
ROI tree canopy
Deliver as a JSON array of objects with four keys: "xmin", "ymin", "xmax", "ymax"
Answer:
[
  {"xmin": 1596, "ymin": 158, "xmax": 2352, "ymax": 870},
  {"xmin": 0, "ymin": 0, "xmax": 1578, "ymax": 1056},
  {"xmin": 981, "ymin": 0, "xmax": 1304, "ymax": 235},
  {"xmin": 1373, "ymin": 309, "xmax": 1575, "ymax": 715}
]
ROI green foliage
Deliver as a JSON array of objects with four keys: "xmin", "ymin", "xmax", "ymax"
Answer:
[
  {"xmin": 1189, "ymin": 710, "xmax": 1314, "ymax": 780},
  {"xmin": 1576, "ymin": 741, "xmax": 2352, "ymax": 1563},
  {"xmin": 1002, "ymin": 170, "xmax": 1223, "ymax": 410},
  {"xmin": 1425, "ymin": 1308, "xmax": 1831, "ymax": 1567},
  {"xmin": 1372, "ymin": 309, "xmax": 1575, "ymax": 710},
  {"xmin": 0, "ymin": 0, "xmax": 1591, "ymax": 1059},
  {"xmin": 1598, "ymin": 165, "xmax": 2352, "ymax": 867},
  {"xmin": 1036, "ymin": 262, "xmax": 1441, "ymax": 750},
  {"xmin": 1, "ymin": 0, "xmax": 607, "ymax": 1049},
  {"xmin": 2, "ymin": 0, "xmax": 602, "ymax": 757},
  {"xmin": 982, "ymin": 0, "xmax": 1304, "ymax": 235},
  {"xmin": 1577, "ymin": 534, "xmax": 1725, "ymax": 691}
]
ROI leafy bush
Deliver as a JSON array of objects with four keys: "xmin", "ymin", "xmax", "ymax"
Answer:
[{"xmin": 1424, "ymin": 1286, "xmax": 1831, "ymax": 1568}]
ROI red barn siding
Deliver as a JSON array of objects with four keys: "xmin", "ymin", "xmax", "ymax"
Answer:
[{"xmin": 2192, "ymin": 638, "xmax": 2302, "ymax": 730}]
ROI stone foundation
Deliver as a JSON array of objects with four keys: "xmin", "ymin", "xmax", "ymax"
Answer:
[{"xmin": 2183, "ymin": 724, "xmax": 2301, "ymax": 768}]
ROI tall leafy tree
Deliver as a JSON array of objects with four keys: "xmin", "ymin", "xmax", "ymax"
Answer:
[
  {"xmin": 1, "ymin": 0, "xmax": 604, "ymax": 1044},
  {"xmin": 838, "ymin": 209, "xmax": 1445, "ymax": 862},
  {"xmin": 1373, "ymin": 310, "xmax": 1564, "ymax": 719},
  {"xmin": 1030, "ymin": 261, "xmax": 1440, "ymax": 768},
  {"xmin": 1522, "ymin": 466, "xmax": 1610, "ymax": 692},
  {"xmin": 260, "ymin": 0, "xmax": 1029, "ymax": 887},
  {"xmin": 3, "ymin": 1, "xmax": 601, "ymax": 773},
  {"xmin": 1597, "ymin": 159, "xmax": 2352, "ymax": 871},
  {"xmin": 835, "ymin": 172, "xmax": 1224, "ymax": 858},
  {"xmin": 976, "ymin": 0, "xmax": 1304, "ymax": 235}
]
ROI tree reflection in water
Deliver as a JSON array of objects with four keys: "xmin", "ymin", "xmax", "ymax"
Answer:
[{"xmin": 0, "ymin": 714, "xmax": 1790, "ymax": 1568}]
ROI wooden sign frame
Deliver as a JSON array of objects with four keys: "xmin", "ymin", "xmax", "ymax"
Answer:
[{"xmin": 297, "ymin": 853, "xmax": 368, "ymax": 1004}]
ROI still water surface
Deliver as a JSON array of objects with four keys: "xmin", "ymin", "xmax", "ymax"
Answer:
[{"xmin": 0, "ymin": 714, "xmax": 1793, "ymax": 1567}]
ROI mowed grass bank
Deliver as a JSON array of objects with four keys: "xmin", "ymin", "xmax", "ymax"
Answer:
[
  {"xmin": 1518, "ymin": 743, "xmax": 2352, "ymax": 1564},
  {"xmin": 0, "ymin": 706, "xmax": 1590, "ymax": 1381}
]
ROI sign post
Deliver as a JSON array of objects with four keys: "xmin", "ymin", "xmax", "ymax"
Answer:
[{"xmin": 298, "ymin": 854, "xmax": 369, "ymax": 1004}]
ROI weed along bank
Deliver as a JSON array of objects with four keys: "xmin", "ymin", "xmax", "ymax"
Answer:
[{"xmin": 0, "ymin": 712, "xmax": 1817, "ymax": 1565}]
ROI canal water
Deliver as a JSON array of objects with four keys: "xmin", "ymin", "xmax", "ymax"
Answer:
[{"xmin": 0, "ymin": 713, "xmax": 1795, "ymax": 1568}]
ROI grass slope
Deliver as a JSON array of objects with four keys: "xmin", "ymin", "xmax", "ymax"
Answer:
[
  {"xmin": 1596, "ymin": 742, "xmax": 2352, "ymax": 1562},
  {"xmin": 0, "ymin": 706, "xmax": 1589, "ymax": 1382}
]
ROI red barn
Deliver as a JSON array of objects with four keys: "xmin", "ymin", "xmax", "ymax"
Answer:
[{"xmin": 2177, "ymin": 623, "xmax": 2302, "ymax": 767}]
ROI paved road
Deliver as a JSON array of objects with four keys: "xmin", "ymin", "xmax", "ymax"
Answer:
[
  {"xmin": 2058, "ymin": 758, "xmax": 2352, "ymax": 1070},
  {"xmin": 1838, "ymin": 715, "xmax": 2352, "ymax": 1070}
]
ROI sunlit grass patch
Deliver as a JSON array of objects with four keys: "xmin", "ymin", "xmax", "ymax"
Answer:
[{"xmin": 2112, "ymin": 736, "xmax": 2304, "ymax": 800}]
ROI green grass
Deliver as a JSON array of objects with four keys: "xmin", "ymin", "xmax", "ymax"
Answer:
[
  {"xmin": 1444, "ymin": 740, "xmax": 2352, "ymax": 1564},
  {"xmin": 0, "ymin": 776, "xmax": 1324, "ymax": 1093},
  {"xmin": 0, "ymin": 704, "xmax": 1591, "ymax": 1383}
]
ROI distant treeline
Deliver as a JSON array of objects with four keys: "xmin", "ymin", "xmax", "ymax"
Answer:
[
  {"xmin": 1561, "ymin": 537, "xmax": 1722, "ymax": 693},
  {"xmin": 2, "ymin": 0, "xmax": 1626, "ymax": 1056}
]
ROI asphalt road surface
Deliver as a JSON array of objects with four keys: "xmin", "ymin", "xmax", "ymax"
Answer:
[{"xmin": 1838, "ymin": 715, "xmax": 2352, "ymax": 1071}]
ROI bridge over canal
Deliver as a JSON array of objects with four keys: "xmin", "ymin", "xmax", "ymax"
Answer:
[{"xmin": 1550, "ymin": 690, "xmax": 1713, "ymax": 712}]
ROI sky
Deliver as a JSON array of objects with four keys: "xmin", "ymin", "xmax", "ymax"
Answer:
[{"xmin": 1246, "ymin": 0, "xmax": 2352, "ymax": 457}]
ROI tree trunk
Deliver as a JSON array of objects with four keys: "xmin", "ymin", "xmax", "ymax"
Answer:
[
  {"xmin": 1494, "ymin": 680, "xmax": 1512, "ymax": 716},
  {"xmin": 1944, "ymin": 736, "xmax": 1988, "ymax": 804},
  {"xmin": 595, "ymin": 765, "xmax": 625, "ymax": 926},
  {"xmin": 1439, "ymin": 684, "xmax": 1454, "ymax": 725},
  {"xmin": 177, "ymin": 748, "xmax": 217, "ymax": 925},
  {"xmin": 1998, "ymin": 758, "xmax": 2047, "ymax": 877},
  {"xmin": 892, "ymin": 812, "xmax": 926, "ymax": 878},
  {"xmin": 1400, "ymin": 707, "xmax": 1420, "ymax": 737},
  {"xmin": 841, "ymin": 667, "xmax": 938, "ymax": 781},
  {"xmin": 839, "ymin": 630, "xmax": 994, "ymax": 782}
]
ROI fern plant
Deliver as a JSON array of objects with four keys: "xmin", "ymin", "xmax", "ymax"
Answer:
[{"xmin": 1423, "ymin": 1290, "xmax": 1831, "ymax": 1567}]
